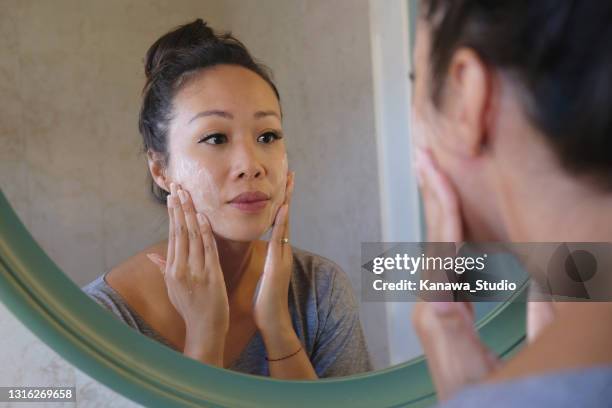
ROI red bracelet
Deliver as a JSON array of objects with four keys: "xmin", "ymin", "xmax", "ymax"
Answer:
[{"xmin": 265, "ymin": 346, "xmax": 302, "ymax": 362}]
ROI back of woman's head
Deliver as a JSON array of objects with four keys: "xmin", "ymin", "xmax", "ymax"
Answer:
[
  {"xmin": 139, "ymin": 19, "xmax": 280, "ymax": 203},
  {"xmin": 421, "ymin": 0, "xmax": 612, "ymax": 188}
]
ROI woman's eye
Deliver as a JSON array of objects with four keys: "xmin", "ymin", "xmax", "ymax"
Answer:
[
  {"xmin": 199, "ymin": 133, "xmax": 228, "ymax": 145},
  {"xmin": 257, "ymin": 131, "xmax": 282, "ymax": 144}
]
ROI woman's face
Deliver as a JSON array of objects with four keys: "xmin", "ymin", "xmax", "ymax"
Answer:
[
  {"xmin": 164, "ymin": 64, "xmax": 288, "ymax": 242},
  {"xmin": 411, "ymin": 19, "xmax": 506, "ymax": 241}
]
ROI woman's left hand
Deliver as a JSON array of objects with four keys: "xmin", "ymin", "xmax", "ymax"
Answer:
[
  {"xmin": 253, "ymin": 172, "xmax": 317, "ymax": 379},
  {"xmin": 411, "ymin": 148, "xmax": 501, "ymax": 401},
  {"xmin": 253, "ymin": 171, "xmax": 295, "ymax": 337}
]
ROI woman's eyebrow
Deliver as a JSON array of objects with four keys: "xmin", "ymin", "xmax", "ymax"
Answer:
[
  {"xmin": 188, "ymin": 110, "xmax": 233, "ymax": 123},
  {"xmin": 254, "ymin": 110, "xmax": 280, "ymax": 119},
  {"xmin": 188, "ymin": 109, "xmax": 280, "ymax": 123}
]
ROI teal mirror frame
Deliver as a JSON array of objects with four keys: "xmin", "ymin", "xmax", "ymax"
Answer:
[{"xmin": 0, "ymin": 190, "xmax": 525, "ymax": 407}]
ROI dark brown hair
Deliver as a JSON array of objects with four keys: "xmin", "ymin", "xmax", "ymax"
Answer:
[
  {"xmin": 421, "ymin": 0, "xmax": 612, "ymax": 188},
  {"xmin": 138, "ymin": 19, "xmax": 280, "ymax": 203}
]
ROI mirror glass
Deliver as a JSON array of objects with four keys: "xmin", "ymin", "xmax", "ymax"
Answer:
[{"xmin": 0, "ymin": 0, "xmax": 506, "ymax": 383}]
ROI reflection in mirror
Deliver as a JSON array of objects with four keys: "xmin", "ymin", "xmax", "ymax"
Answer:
[
  {"xmin": 0, "ymin": 1, "xmax": 404, "ymax": 380},
  {"xmin": 0, "ymin": 1, "xmax": 505, "ymax": 386},
  {"xmin": 81, "ymin": 19, "xmax": 376, "ymax": 379}
]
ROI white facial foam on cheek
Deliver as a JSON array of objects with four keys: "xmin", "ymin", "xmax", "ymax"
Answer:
[
  {"xmin": 269, "ymin": 153, "xmax": 289, "ymax": 227},
  {"xmin": 173, "ymin": 158, "xmax": 218, "ymax": 214},
  {"xmin": 281, "ymin": 154, "xmax": 289, "ymax": 175},
  {"xmin": 175, "ymin": 159, "xmax": 244, "ymax": 238}
]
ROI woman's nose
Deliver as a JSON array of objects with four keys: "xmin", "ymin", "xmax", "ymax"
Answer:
[{"xmin": 230, "ymin": 142, "xmax": 265, "ymax": 180}]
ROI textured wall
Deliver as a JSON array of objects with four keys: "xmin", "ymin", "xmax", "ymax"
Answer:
[
  {"xmin": 0, "ymin": 2, "xmax": 389, "ymax": 398},
  {"xmin": 0, "ymin": 0, "xmax": 228, "ymax": 287}
]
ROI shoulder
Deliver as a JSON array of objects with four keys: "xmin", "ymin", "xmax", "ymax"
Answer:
[
  {"xmin": 290, "ymin": 247, "xmax": 356, "ymax": 305},
  {"xmin": 440, "ymin": 367, "xmax": 612, "ymax": 408},
  {"xmin": 94, "ymin": 241, "xmax": 169, "ymax": 319},
  {"xmin": 291, "ymin": 247, "xmax": 344, "ymax": 286}
]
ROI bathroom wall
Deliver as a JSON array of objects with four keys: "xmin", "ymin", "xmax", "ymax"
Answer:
[{"xmin": 0, "ymin": 1, "xmax": 392, "ymax": 402}]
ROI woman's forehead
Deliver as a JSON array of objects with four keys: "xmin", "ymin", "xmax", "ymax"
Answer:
[{"xmin": 173, "ymin": 65, "xmax": 281, "ymax": 118}]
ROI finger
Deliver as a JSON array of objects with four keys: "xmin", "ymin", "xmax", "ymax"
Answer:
[
  {"xmin": 416, "ymin": 148, "xmax": 462, "ymax": 242},
  {"xmin": 146, "ymin": 253, "xmax": 167, "ymax": 274},
  {"xmin": 422, "ymin": 150, "xmax": 458, "ymax": 213},
  {"xmin": 430, "ymin": 302, "xmax": 480, "ymax": 343},
  {"xmin": 456, "ymin": 302, "xmax": 476, "ymax": 331},
  {"xmin": 414, "ymin": 149, "xmax": 444, "ymax": 241},
  {"xmin": 283, "ymin": 171, "xmax": 295, "ymax": 205},
  {"xmin": 527, "ymin": 301, "xmax": 556, "ymax": 343},
  {"xmin": 414, "ymin": 302, "xmax": 493, "ymax": 400},
  {"xmin": 171, "ymin": 182, "xmax": 188, "ymax": 279},
  {"xmin": 166, "ymin": 188, "xmax": 175, "ymax": 267},
  {"xmin": 485, "ymin": 346, "xmax": 502, "ymax": 369},
  {"xmin": 178, "ymin": 188, "xmax": 205, "ymax": 280},
  {"xmin": 268, "ymin": 204, "xmax": 289, "ymax": 263},
  {"xmin": 421, "ymin": 149, "xmax": 461, "ymax": 238},
  {"xmin": 283, "ymin": 172, "xmax": 294, "ymax": 245},
  {"xmin": 197, "ymin": 212, "xmax": 222, "ymax": 278}
]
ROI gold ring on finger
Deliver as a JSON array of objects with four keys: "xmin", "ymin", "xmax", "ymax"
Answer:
[{"xmin": 280, "ymin": 237, "xmax": 289, "ymax": 245}]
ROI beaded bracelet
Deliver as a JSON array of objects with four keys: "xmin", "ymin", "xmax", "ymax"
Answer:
[{"xmin": 265, "ymin": 346, "xmax": 302, "ymax": 362}]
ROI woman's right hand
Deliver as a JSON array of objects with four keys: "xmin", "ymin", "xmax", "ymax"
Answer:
[
  {"xmin": 412, "ymin": 148, "xmax": 500, "ymax": 400},
  {"xmin": 147, "ymin": 182, "xmax": 229, "ymax": 367}
]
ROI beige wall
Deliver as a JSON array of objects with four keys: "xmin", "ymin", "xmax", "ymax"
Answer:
[{"xmin": 0, "ymin": 1, "xmax": 390, "ymax": 394}]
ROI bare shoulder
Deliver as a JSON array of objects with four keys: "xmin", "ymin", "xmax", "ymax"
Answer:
[{"xmin": 105, "ymin": 241, "xmax": 169, "ymax": 314}]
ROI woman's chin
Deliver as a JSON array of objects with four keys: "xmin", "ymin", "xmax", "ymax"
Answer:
[{"xmin": 211, "ymin": 225, "xmax": 269, "ymax": 243}]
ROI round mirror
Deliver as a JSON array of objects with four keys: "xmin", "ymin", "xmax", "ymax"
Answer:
[{"xmin": 0, "ymin": 1, "xmax": 525, "ymax": 406}]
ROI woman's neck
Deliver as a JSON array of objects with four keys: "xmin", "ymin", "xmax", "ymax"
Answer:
[
  {"xmin": 501, "ymin": 165, "xmax": 612, "ymax": 242},
  {"xmin": 214, "ymin": 236, "xmax": 256, "ymax": 293}
]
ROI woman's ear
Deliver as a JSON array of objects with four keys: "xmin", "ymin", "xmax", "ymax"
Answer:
[
  {"xmin": 147, "ymin": 149, "xmax": 169, "ymax": 193},
  {"xmin": 444, "ymin": 47, "xmax": 492, "ymax": 157}
]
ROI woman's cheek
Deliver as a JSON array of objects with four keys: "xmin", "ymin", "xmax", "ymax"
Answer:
[
  {"xmin": 279, "ymin": 152, "xmax": 289, "ymax": 200},
  {"xmin": 280, "ymin": 153, "xmax": 289, "ymax": 175},
  {"xmin": 190, "ymin": 168, "xmax": 220, "ymax": 215},
  {"xmin": 173, "ymin": 158, "xmax": 219, "ymax": 215},
  {"xmin": 268, "ymin": 152, "xmax": 289, "ymax": 222},
  {"xmin": 267, "ymin": 186, "xmax": 285, "ymax": 227}
]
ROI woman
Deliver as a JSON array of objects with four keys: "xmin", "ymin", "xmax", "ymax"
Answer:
[
  {"xmin": 82, "ymin": 19, "xmax": 372, "ymax": 379},
  {"xmin": 410, "ymin": 0, "xmax": 612, "ymax": 406}
]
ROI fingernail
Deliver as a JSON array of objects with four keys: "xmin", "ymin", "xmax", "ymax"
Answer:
[
  {"xmin": 178, "ymin": 189, "xmax": 187, "ymax": 204},
  {"xmin": 197, "ymin": 213, "xmax": 206, "ymax": 224},
  {"xmin": 146, "ymin": 253, "xmax": 157, "ymax": 264},
  {"xmin": 166, "ymin": 195, "xmax": 174, "ymax": 208}
]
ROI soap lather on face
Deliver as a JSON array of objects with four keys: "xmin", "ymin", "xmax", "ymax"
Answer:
[{"xmin": 164, "ymin": 65, "xmax": 288, "ymax": 243}]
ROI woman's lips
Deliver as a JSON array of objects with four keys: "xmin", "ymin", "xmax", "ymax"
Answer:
[
  {"xmin": 230, "ymin": 200, "xmax": 269, "ymax": 213},
  {"xmin": 228, "ymin": 191, "xmax": 270, "ymax": 214}
]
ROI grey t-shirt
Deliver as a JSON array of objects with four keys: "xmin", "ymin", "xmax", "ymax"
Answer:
[
  {"xmin": 82, "ymin": 247, "xmax": 372, "ymax": 378},
  {"xmin": 438, "ymin": 366, "xmax": 612, "ymax": 408}
]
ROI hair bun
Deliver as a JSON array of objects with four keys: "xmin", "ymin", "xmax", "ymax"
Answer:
[{"xmin": 144, "ymin": 19, "xmax": 217, "ymax": 79}]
